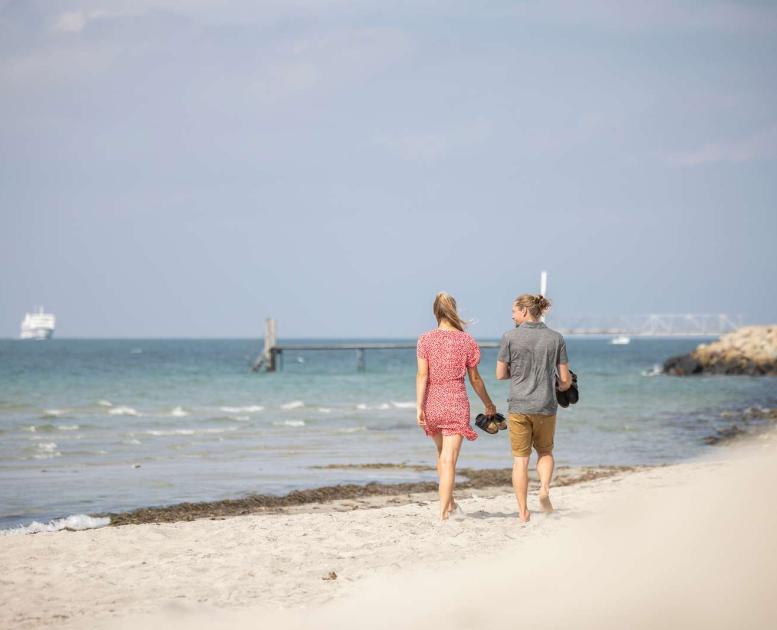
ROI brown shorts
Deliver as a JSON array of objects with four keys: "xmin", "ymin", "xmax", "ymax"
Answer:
[{"xmin": 508, "ymin": 412, "xmax": 557, "ymax": 457}]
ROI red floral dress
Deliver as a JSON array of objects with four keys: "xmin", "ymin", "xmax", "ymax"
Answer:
[{"xmin": 417, "ymin": 329, "xmax": 481, "ymax": 441}]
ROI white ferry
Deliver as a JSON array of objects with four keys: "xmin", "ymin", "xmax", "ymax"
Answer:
[{"xmin": 20, "ymin": 307, "xmax": 56, "ymax": 340}]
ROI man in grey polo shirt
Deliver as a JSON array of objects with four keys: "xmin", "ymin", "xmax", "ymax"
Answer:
[{"xmin": 496, "ymin": 293, "xmax": 572, "ymax": 523}]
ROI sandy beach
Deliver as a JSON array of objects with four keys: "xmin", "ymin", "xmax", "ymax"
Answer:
[{"xmin": 2, "ymin": 430, "xmax": 776, "ymax": 630}]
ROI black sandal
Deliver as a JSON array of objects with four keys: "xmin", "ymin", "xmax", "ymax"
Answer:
[{"xmin": 475, "ymin": 413, "xmax": 499, "ymax": 434}]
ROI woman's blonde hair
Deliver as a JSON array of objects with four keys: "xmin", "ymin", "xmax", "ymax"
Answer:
[
  {"xmin": 514, "ymin": 294, "xmax": 551, "ymax": 319},
  {"xmin": 433, "ymin": 292, "xmax": 467, "ymax": 331}
]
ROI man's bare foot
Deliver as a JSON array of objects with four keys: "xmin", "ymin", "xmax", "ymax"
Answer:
[
  {"xmin": 519, "ymin": 510, "xmax": 531, "ymax": 524},
  {"xmin": 539, "ymin": 492, "xmax": 554, "ymax": 513}
]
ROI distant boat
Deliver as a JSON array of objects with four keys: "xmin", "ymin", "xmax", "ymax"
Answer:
[
  {"xmin": 610, "ymin": 335, "xmax": 631, "ymax": 345},
  {"xmin": 20, "ymin": 307, "xmax": 56, "ymax": 340}
]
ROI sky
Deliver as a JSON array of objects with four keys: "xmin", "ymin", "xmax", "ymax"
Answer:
[{"xmin": 1, "ymin": 0, "xmax": 776, "ymax": 338}]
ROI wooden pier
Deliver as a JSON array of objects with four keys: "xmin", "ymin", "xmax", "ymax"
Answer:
[
  {"xmin": 251, "ymin": 311, "xmax": 743, "ymax": 372},
  {"xmin": 251, "ymin": 319, "xmax": 499, "ymax": 372}
]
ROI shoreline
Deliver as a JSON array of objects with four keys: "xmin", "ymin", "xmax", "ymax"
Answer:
[
  {"xmin": 4, "ymin": 402, "xmax": 774, "ymax": 534},
  {"xmin": 97, "ymin": 464, "xmax": 641, "ymax": 527}
]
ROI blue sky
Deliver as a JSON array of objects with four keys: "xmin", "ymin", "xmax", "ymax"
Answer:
[{"xmin": 1, "ymin": 1, "xmax": 776, "ymax": 338}]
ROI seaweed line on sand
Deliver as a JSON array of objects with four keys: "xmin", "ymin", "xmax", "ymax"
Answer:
[{"xmin": 99, "ymin": 465, "xmax": 641, "ymax": 527}]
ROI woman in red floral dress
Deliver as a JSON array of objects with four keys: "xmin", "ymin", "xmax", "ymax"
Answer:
[{"xmin": 416, "ymin": 292, "xmax": 497, "ymax": 520}]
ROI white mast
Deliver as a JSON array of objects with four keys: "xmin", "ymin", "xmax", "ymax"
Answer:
[{"xmin": 540, "ymin": 270, "xmax": 548, "ymax": 322}]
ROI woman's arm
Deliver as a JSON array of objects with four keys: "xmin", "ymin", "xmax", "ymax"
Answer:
[
  {"xmin": 416, "ymin": 357, "xmax": 429, "ymax": 427},
  {"xmin": 467, "ymin": 366, "xmax": 497, "ymax": 416}
]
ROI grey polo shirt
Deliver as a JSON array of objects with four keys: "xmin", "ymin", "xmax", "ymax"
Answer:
[{"xmin": 497, "ymin": 321, "xmax": 569, "ymax": 415}]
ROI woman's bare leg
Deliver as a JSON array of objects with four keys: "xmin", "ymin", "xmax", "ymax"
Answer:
[
  {"xmin": 432, "ymin": 432, "xmax": 443, "ymax": 472},
  {"xmin": 431, "ymin": 433, "xmax": 459, "ymax": 512},
  {"xmin": 438, "ymin": 434, "xmax": 464, "ymax": 519}
]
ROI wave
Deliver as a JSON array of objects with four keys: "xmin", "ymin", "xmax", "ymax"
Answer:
[
  {"xmin": 145, "ymin": 427, "xmax": 239, "ymax": 437},
  {"xmin": 98, "ymin": 400, "xmax": 113, "ymax": 407},
  {"xmin": 169, "ymin": 406, "xmax": 189, "ymax": 417},
  {"xmin": 368, "ymin": 422, "xmax": 411, "ymax": 432},
  {"xmin": 280, "ymin": 401, "xmax": 304, "ymax": 410},
  {"xmin": 391, "ymin": 401, "xmax": 416, "ymax": 409},
  {"xmin": 273, "ymin": 420, "xmax": 306, "ymax": 427},
  {"xmin": 642, "ymin": 364, "xmax": 663, "ymax": 377},
  {"xmin": 41, "ymin": 409, "xmax": 67, "ymax": 418},
  {"xmin": 356, "ymin": 403, "xmax": 391, "ymax": 411},
  {"xmin": 109, "ymin": 406, "xmax": 140, "ymax": 417},
  {"xmin": 219, "ymin": 405, "xmax": 264, "ymax": 413},
  {"xmin": 207, "ymin": 415, "xmax": 251, "ymax": 423},
  {"xmin": 337, "ymin": 423, "xmax": 405, "ymax": 434},
  {"xmin": 33, "ymin": 442, "xmax": 61, "ymax": 459},
  {"xmin": 1, "ymin": 514, "xmax": 110, "ymax": 536},
  {"xmin": 317, "ymin": 407, "xmax": 333, "ymax": 414},
  {"xmin": 26, "ymin": 423, "xmax": 56, "ymax": 433},
  {"xmin": 57, "ymin": 424, "xmax": 80, "ymax": 431}
]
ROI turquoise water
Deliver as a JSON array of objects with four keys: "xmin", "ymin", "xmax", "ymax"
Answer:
[{"xmin": 0, "ymin": 337, "xmax": 774, "ymax": 530}]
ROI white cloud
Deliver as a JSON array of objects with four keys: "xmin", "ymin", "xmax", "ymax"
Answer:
[
  {"xmin": 54, "ymin": 12, "xmax": 88, "ymax": 33},
  {"xmin": 504, "ymin": 0, "xmax": 777, "ymax": 34},
  {"xmin": 375, "ymin": 120, "xmax": 492, "ymax": 163},
  {"xmin": 52, "ymin": 8, "xmax": 149, "ymax": 34},
  {"xmin": 667, "ymin": 124, "xmax": 777, "ymax": 167}
]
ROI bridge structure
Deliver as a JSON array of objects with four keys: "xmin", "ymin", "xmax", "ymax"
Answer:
[
  {"xmin": 251, "ymin": 313, "xmax": 742, "ymax": 372},
  {"xmin": 548, "ymin": 313, "xmax": 743, "ymax": 337}
]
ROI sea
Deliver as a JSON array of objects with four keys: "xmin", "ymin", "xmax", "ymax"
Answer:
[{"xmin": 1, "ymin": 337, "xmax": 775, "ymax": 532}]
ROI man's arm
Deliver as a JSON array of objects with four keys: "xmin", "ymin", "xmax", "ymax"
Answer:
[
  {"xmin": 496, "ymin": 333, "xmax": 511, "ymax": 380},
  {"xmin": 557, "ymin": 363, "xmax": 572, "ymax": 391}
]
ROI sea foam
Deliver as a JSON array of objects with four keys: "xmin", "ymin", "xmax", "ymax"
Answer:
[
  {"xmin": 109, "ymin": 406, "xmax": 140, "ymax": 417},
  {"xmin": 273, "ymin": 420, "xmax": 306, "ymax": 427},
  {"xmin": 169, "ymin": 406, "xmax": 189, "ymax": 417},
  {"xmin": 33, "ymin": 442, "xmax": 61, "ymax": 459},
  {"xmin": 280, "ymin": 401, "xmax": 304, "ymax": 410},
  {"xmin": 145, "ymin": 427, "xmax": 238, "ymax": 436},
  {"xmin": 1, "ymin": 514, "xmax": 110, "ymax": 536},
  {"xmin": 220, "ymin": 405, "xmax": 264, "ymax": 413}
]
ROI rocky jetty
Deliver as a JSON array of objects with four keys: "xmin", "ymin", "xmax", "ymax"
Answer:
[{"xmin": 663, "ymin": 325, "xmax": 777, "ymax": 376}]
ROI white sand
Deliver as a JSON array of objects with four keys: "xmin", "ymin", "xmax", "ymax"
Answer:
[{"xmin": 2, "ymin": 433, "xmax": 776, "ymax": 629}]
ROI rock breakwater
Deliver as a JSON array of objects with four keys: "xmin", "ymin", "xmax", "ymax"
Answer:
[{"xmin": 663, "ymin": 325, "xmax": 777, "ymax": 376}]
